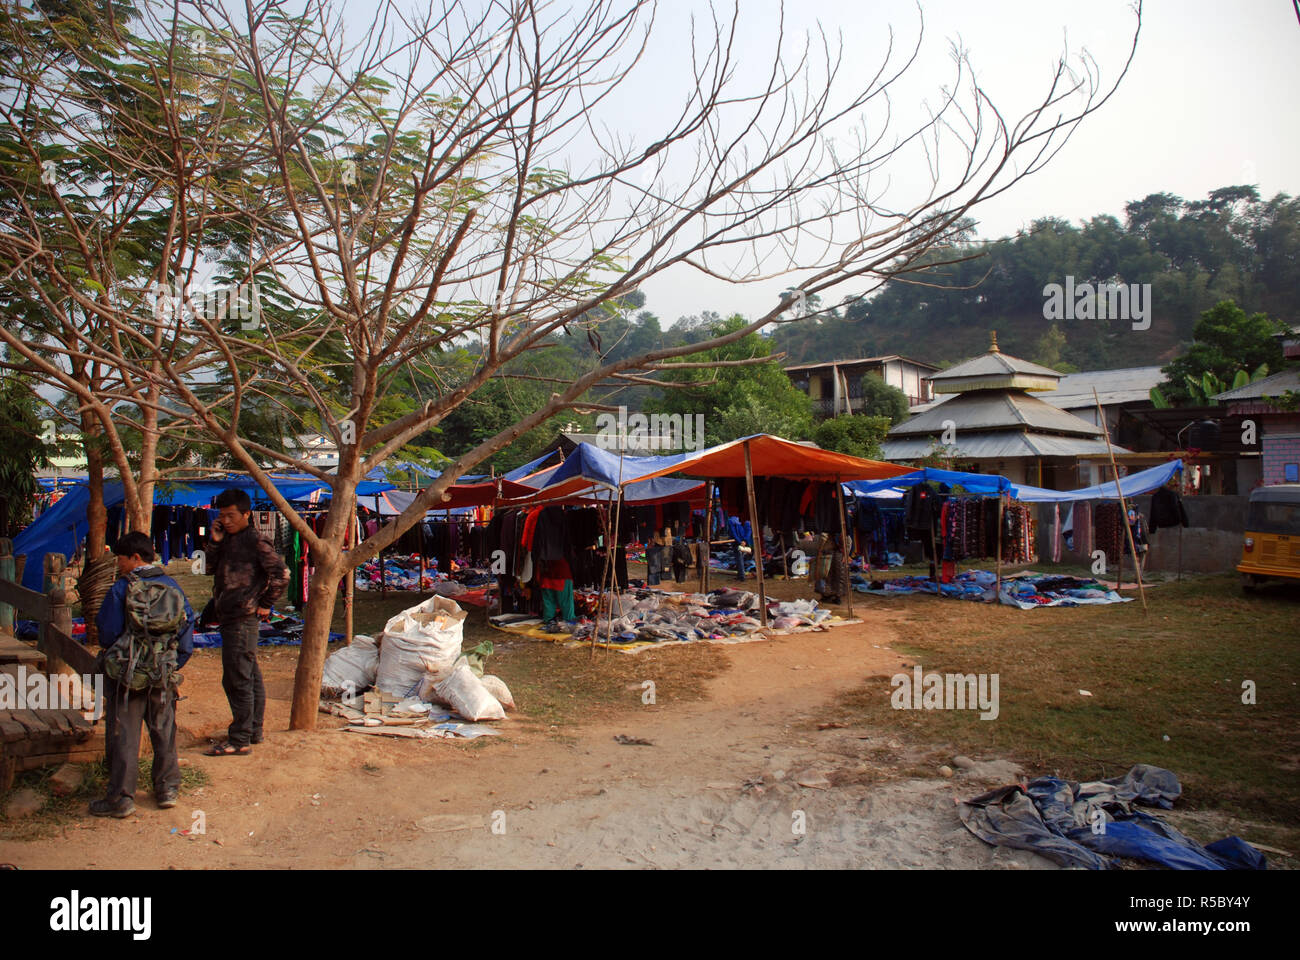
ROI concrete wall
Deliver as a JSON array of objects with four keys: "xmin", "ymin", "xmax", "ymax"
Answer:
[{"xmin": 1034, "ymin": 494, "xmax": 1249, "ymax": 575}]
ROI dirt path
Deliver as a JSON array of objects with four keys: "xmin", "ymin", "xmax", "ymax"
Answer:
[{"xmin": 0, "ymin": 609, "xmax": 1054, "ymax": 870}]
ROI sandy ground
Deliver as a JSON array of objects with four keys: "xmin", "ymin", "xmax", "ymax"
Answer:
[{"xmin": 0, "ymin": 606, "xmax": 1055, "ymax": 870}]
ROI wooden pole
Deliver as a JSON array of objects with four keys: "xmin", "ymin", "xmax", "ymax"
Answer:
[
  {"xmin": 742, "ymin": 441, "xmax": 767, "ymax": 626},
  {"xmin": 374, "ymin": 494, "xmax": 386, "ymax": 597},
  {"xmin": 344, "ymin": 514, "xmax": 355, "ymax": 644},
  {"xmin": 417, "ymin": 519, "xmax": 426, "ymax": 590},
  {"xmin": 700, "ymin": 483, "xmax": 713, "ymax": 593},
  {"xmin": 836, "ymin": 476, "xmax": 853, "ymax": 618},
  {"xmin": 1178, "ymin": 523, "xmax": 1184, "ymax": 582},
  {"xmin": 0, "ymin": 537, "xmax": 14, "ymax": 633},
  {"xmin": 1094, "ymin": 388, "xmax": 1148, "ymax": 615},
  {"xmin": 43, "ymin": 555, "xmax": 70, "ymax": 676},
  {"xmin": 994, "ymin": 494, "xmax": 1003, "ymax": 604},
  {"xmin": 601, "ymin": 487, "xmax": 626, "ymax": 654}
]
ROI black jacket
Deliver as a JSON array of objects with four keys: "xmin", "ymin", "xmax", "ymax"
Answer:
[
  {"xmin": 204, "ymin": 525, "xmax": 290, "ymax": 622},
  {"xmin": 1149, "ymin": 487, "xmax": 1189, "ymax": 532}
]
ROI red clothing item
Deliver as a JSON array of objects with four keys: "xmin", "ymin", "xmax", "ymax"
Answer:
[
  {"xmin": 520, "ymin": 507, "xmax": 543, "ymax": 550},
  {"xmin": 539, "ymin": 557, "xmax": 572, "ymax": 591}
]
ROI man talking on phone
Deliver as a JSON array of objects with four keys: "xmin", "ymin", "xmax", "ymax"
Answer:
[{"xmin": 202, "ymin": 489, "xmax": 289, "ymax": 756}]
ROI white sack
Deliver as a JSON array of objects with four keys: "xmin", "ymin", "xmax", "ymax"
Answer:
[
  {"xmin": 375, "ymin": 596, "xmax": 467, "ymax": 696},
  {"xmin": 434, "ymin": 657, "xmax": 506, "ymax": 721},
  {"xmin": 479, "ymin": 674, "xmax": 516, "ymax": 712},
  {"xmin": 321, "ymin": 634, "xmax": 379, "ymax": 695}
]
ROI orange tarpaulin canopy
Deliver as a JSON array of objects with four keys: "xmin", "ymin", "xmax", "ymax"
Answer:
[{"xmin": 632, "ymin": 434, "xmax": 912, "ymax": 483}]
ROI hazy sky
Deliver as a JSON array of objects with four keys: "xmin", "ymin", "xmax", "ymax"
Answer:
[{"xmin": 615, "ymin": 0, "xmax": 1300, "ymax": 326}]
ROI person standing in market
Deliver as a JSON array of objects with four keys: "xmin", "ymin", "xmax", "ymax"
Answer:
[
  {"xmin": 540, "ymin": 554, "xmax": 576, "ymax": 632},
  {"xmin": 202, "ymin": 489, "xmax": 289, "ymax": 756},
  {"xmin": 90, "ymin": 532, "xmax": 196, "ymax": 817}
]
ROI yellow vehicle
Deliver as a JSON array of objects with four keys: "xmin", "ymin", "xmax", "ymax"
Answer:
[{"xmin": 1239, "ymin": 484, "xmax": 1300, "ymax": 591}]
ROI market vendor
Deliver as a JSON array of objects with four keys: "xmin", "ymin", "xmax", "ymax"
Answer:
[{"xmin": 540, "ymin": 555, "xmax": 576, "ymax": 631}]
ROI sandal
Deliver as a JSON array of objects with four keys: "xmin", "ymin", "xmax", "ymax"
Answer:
[{"xmin": 204, "ymin": 741, "xmax": 252, "ymax": 756}]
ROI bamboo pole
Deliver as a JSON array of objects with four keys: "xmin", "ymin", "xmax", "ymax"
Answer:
[
  {"xmin": 417, "ymin": 519, "xmax": 426, "ymax": 590},
  {"xmin": 700, "ymin": 482, "xmax": 713, "ymax": 593},
  {"xmin": 836, "ymin": 476, "xmax": 853, "ymax": 618},
  {"xmin": 742, "ymin": 440, "xmax": 768, "ymax": 626},
  {"xmin": 374, "ymin": 494, "xmax": 386, "ymax": 597},
  {"xmin": 602, "ymin": 487, "xmax": 626, "ymax": 654},
  {"xmin": 994, "ymin": 494, "xmax": 1003, "ymax": 604},
  {"xmin": 1094, "ymin": 388, "xmax": 1148, "ymax": 615}
]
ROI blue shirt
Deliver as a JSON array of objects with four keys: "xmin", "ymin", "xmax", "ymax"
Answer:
[{"xmin": 95, "ymin": 567, "xmax": 196, "ymax": 669}]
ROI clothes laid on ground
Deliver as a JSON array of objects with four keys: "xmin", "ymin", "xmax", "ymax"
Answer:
[
  {"xmin": 997, "ymin": 573, "xmax": 1131, "ymax": 608},
  {"xmin": 851, "ymin": 569, "xmax": 1132, "ymax": 608},
  {"xmin": 854, "ymin": 569, "xmax": 999, "ymax": 602},
  {"xmin": 489, "ymin": 587, "xmax": 837, "ymax": 651},
  {"xmin": 958, "ymin": 764, "xmax": 1267, "ymax": 870}
]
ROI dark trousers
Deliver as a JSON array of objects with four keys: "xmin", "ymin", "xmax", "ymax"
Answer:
[
  {"xmin": 220, "ymin": 617, "xmax": 265, "ymax": 746},
  {"xmin": 104, "ymin": 681, "xmax": 181, "ymax": 800}
]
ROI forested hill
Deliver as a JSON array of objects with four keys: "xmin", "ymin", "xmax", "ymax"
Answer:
[{"xmin": 768, "ymin": 186, "xmax": 1299, "ymax": 371}]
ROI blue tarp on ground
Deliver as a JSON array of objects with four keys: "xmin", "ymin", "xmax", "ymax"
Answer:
[
  {"xmin": 15, "ymin": 474, "xmax": 395, "ymax": 590},
  {"xmin": 1010, "ymin": 459, "xmax": 1183, "ymax": 503},
  {"xmin": 958, "ymin": 763, "xmax": 1266, "ymax": 870}
]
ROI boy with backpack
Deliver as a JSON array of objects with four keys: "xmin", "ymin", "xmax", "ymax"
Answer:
[{"xmin": 90, "ymin": 531, "xmax": 196, "ymax": 818}]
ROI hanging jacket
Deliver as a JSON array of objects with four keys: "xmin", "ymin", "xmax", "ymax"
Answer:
[{"xmin": 1149, "ymin": 488, "xmax": 1189, "ymax": 532}]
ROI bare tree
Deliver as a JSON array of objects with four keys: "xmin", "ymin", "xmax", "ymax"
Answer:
[{"xmin": 0, "ymin": 0, "xmax": 1141, "ymax": 728}]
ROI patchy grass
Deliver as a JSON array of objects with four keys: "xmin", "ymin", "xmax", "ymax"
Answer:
[
  {"xmin": 480, "ymin": 620, "xmax": 728, "ymax": 730},
  {"xmin": 1, "ymin": 758, "xmax": 210, "ymax": 841},
  {"xmin": 834, "ymin": 573, "xmax": 1300, "ymax": 841}
]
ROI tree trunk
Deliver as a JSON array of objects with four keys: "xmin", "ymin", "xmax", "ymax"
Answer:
[
  {"xmin": 289, "ymin": 546, "xmax": 343, "ymax": 730},
  {"xmin": 81, "ymin": 413, "xmax": 108, "ymax": 646}
]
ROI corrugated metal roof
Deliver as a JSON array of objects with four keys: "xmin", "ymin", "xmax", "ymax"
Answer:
[
  {"xmin": 1211, "ymin": 368, "xmax": 1300, "ymax": 401},
  {"xmin": 1033, "ymin": 366, "xmax": 1164, "ymax": 409},
  {"xmin": 882, "ymin": 433, "xmax": 1128, "ymax": 460},
  {"xmin": 783, "ymin": 355, "xmax": 940, "ymax": 373},
  {"xmin": 927, "ymin": 350, "xmax": 1062, "ymax": 383},
  {"xmin": 888, "ymin": 390, "xmax": 1103, "ymax": 437}
]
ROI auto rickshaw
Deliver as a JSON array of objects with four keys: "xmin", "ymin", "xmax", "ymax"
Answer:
[{"xmin": 1238, "ymin": 483, "xmax": 1300, "ymax": 591}]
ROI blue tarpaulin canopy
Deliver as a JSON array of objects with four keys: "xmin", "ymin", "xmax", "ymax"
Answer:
[
  {"xmin": 845, "ymin": 461, "xmax": 1183, "ymax": 504},
  {"xmin": 1010, "ymin": 460, "xmax": 1183, "ymax": 503},
  {"xmin": 847, "ymin": 468, "xmax": 1014, "ymax": 497},
  {"xmin": 14, "ymin": 474, "xmax": 395, "ymax": 591}
]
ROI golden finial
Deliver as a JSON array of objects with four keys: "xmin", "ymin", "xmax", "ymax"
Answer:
[{"xmin": 989, "ymin": 330, "xmax": 1000, "ymax": 353}]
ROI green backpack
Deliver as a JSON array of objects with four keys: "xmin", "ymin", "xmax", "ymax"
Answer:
[{"xmin": 103, "ymin": 569, "xmax": 188, "ymax": 691}]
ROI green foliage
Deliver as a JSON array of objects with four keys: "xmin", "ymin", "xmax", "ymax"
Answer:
[
  {"xmin": 769, "ymin": 187, "xmax": 1300, "ymax": 372},
  {"xmin": 853, "ymin": 373, "xmax": 910, "ymax": 424},
  {"xmin": 647, "ymin": 314, "xmax": 812, "ymax": 446},
  {"xmin": 812, "ymin": 415, "xmax": 892, "ymax": 460},
  {"xmin": 1159, "ymin": 300, "xmax": 1285, "ymax": 405},
  {"xmin": 0, "ymin": 375, "xmax": 52, "ymax": 537}
]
